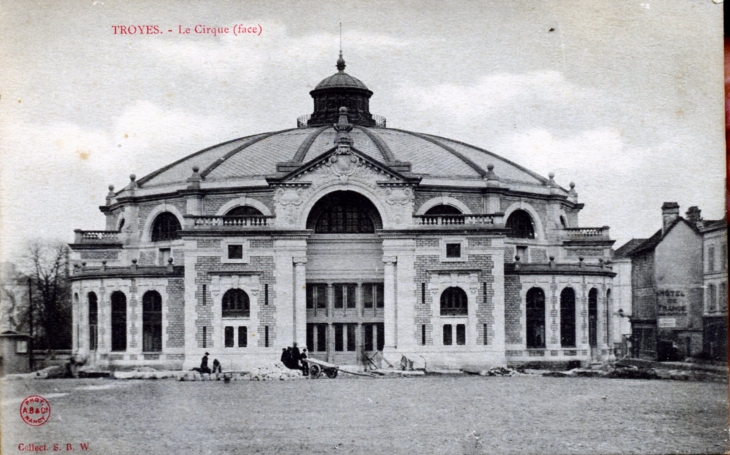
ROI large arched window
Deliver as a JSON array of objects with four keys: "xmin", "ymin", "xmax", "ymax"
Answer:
[
  {"xmin": 526, "ymin": 287, "xmax": 545, "ymax": 348},
  {"xmin": 560, "ymin": 288, "xmax": 576, "ymax": 348},
  {"xmin": 506, "ymin": 210, "xmax": 536, "ymax": 239},
  {"xmin": 224, "ymin": 206, "xmax": 264, "ymax": 217},
  {"xmin": 151, "ymin": 212, "xmax": 181, "ymax": 242},
  {"xmin": 111, "ymin": 291, "xmax": 127, "ymax": 352},
  {"xmin": 222, "ymin": 289, "xmax": 250, "ymax": 318},
  {"xmin": 588, "ymin": 288, "xmax": 598, "ymax": 348},
  {"xmin": 307, "ymin": 192, "xmax": 382, "ymax": 234},
  {"xmin": 143, "ymin": 291, "xmax": 163, "ymax": 352},
  {"xmin": 440, "ymin": 287, "xmax": 468, "ymax": 316},
  {"xmin": 425, "ymin": 205, "xmax": 462, "ymax": 215},
  {"xmin": 88, "ymin": 292, "xmax": 98, "ymax": 351}
]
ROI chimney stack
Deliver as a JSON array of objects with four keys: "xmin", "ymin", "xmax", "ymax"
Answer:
[
  {"xmin": 685, "ymin": 206, "xmax": 702, "ymax": 225},
  {"xmin": 661, "ymin": 202, "xmax": 680, "ymax": 235}
]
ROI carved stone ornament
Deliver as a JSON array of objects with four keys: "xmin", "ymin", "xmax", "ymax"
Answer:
[
  {"xmin": 384, "ymin": 187, "xmax": 413, "ymax": 206},
  {"xmin": 326, "ymin": 149, "xmax": 362, "ymax": 182},
  {"xmin": 274, "ymin": 188, "xmax": 304, "ymax": 206}
]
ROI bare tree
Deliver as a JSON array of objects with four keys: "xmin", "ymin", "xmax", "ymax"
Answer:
[{"xmin": 16, "ymin": 240, "xmax": 72, "ymax": 350}]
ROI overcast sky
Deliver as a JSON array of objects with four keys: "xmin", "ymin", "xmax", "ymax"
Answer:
[{"xmin": 0, "ymin": 0, "xmax": 725, "ymax": 262}]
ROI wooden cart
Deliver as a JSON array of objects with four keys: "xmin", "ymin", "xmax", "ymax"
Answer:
[{"xmin": 302, "ymin": 358, "xmax": 374, "ymax": 379}]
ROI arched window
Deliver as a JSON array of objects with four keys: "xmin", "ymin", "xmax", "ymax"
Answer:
[
  {"xmin": 143, "ymin": 291, "xmax": 162, "ymax": 352},
  {"xmin": 440, "ymin": 287, "xmax": 468, "ymax": 316},
  {"xmin": 425, "ymin": 205, "xmax": 462, "ymax": 215},
  {"xmin": 111, "ymin": 291, "xmax": 127, "ymax": 352},
  {"xmin": 307, "ymin": 192, "xmax": 382, "ymax": 234},
  {"xmin": 526, "ymin": 287, "xmax": 545, "ymax": 348},
  {"xmin": 588, "ymin": 288, "xmax": 598, "ymax": 348},
  {"xmin": 225, "ymin": 206, "xmax": 264, "ymax": 217},
  {"xmin": 88, "ymin": 292, "xmax": 98, "ymax": 351},
  {"xmin": 506, "ymin": 210, "xmax": 536, "ymax": 239},
  {"xmin": 560, "ymin": 288, "xmax": 576, "ymax": 347},
  {"xmin": 151, "ymin": 212, "xmax": 181, "ymax": 242},
  {"xmin": 222, "ymin": 289, "xmax": 250, "ymax": 318}
]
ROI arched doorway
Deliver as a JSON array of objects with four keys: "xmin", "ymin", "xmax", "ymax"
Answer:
[
  {"xmin": 305, "ymin": 191, "xmax": 384, "ymax": 365},
  {"xmin": 588, "ymin": 288, "xmax": 598, "ymax": 349}
]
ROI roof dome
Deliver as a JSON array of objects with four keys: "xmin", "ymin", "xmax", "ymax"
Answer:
[{"xmin": 313, "ymin": 51, "xmax": 370, "ymax": 91}]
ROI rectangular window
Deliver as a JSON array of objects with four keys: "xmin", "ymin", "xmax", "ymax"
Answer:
[
  {"xmin": 347, "ymin": 285, "xmax": 356, "ymax": 309},
  {"xmin": 307, "ymin": 324, "xmax": 314, "ymax": 351},
  {"xmin": 334, "ymin": 324, "xmax": 344, "ymax": 351},
  {"xmin": 334, "ymin": 284, "xmax": 357, "ymax": 309},
  {"xmin": 264, "ymin": 284, "xmax": 269, "ymax": 305},
  {"xmin": 422, "ymin": 283, "xmax": 426, "ymax": 305},
  {"xmin": 446, "ymin": 243, "xmax": 461, "ymax": 258},
  {"xmin": 238, "ymin": 326, "xmax": 247, "ymax": 347},
  {"xmin": 364, "ymin": 324, "xmax": 374, "ymax": 351},
  {"xmin": 202, "ymin": 284, "xmax": 207, "ymax": 306},
  {"xmin": 421, "ymin": 324, "xmax": 426, "ymax": 346},
  {"xmin": 483, "ymin": 283, "xmax": 487, "ymax": 304},
  {"xmin": 16, "ymin": 340, "xmax": 28, "ymax": 354},
  {"xmin": 363, "ymin": 283, "xmax": 384, "ymax": 309},
  {"xmin": 376, "ymin": 323, "xmax": 384, "ymax": 351},
  {"xmin": 225, "ymin": 326, "xmax": 234, "ymax": 347},
  {"xmin": 456, "ymin": 324, "xmax": 466, "ymax": 345},
  {"xmin": 202, "ymin": 326, "xmax": 207, "ymax": 348},
  {"xmin": 347, "ymin": 324, "xmax": 357, "ymax": 351},
  {"xmin": 264, "ymin": 326, "xmax": 269, "ymax": 347},
  {"xmin": 708, "ymin": 246, "xmax": 716, "ymax": 272},
  {"xmin": 483, "ymin": 324, "xmax": 488, "ymax": 345},
  {"xmin": 228, "ymin": 244, "xmax": 243, "ymax": 260},
  {"xmin": 316, "ymin": 324, "xmax": 327, "ymax": 352},
  {"xmin": 375, "ymin": 284, "xmax": 384, "ymax": 308},
  {"xmin": 443, "ymin": 324, "xmax": 453, "ymax": 346},
  {"xmin": 307, "ymin": 284, "xmax": 327, "ymax": 309}
]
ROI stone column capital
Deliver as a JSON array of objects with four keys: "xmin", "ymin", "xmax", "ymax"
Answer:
[
  {"xmin": 383, "ymin": 256, "xmax": 397, "ymax": 265},
  {"xmin": 292, "ymin": 257, "xmax": 308, "ymax": 265}
]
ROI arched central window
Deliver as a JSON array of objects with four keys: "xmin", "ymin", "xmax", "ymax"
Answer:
[
  {"xmin": 526, "ymin": 287, "xmax": 545, "ymax": 348},
  {"xmin": 222, "ymin": 289, "xmax": 250, "ymax": 318},
  {"xmin": 88, "ymin": 292, "xmax": 98, "ymax": 351},
  {"xmin": 307, "ymin": 192, "xmax": 382, "ymax": 234},
  {"xmin": 151, "ymin": 212, "xmax": 181, "ymax": 242},
  {"xmin": 425, "ymin": 205, "xmax": 462, "ymax": 215},
  {"xmin": 506, "ymin": 210, "xmax": 536, "ymax": 239},
  {"xmin": 111, "ymin": 291, "xmax": 127, "ymax": 352},
  {"xmin": 560, "ymin": 288, "xmax": 576, "ymax": 348},
  {"xmin": 143, "ymin": 291, "xmax": 163, "ymax": 352},
  {"xmin": 440, "ymin": 287, "xmax": 468, "ymax": 316},
  {"xmin": 225, "ymin": 206, "xmax": 263, "ymax": 217}
]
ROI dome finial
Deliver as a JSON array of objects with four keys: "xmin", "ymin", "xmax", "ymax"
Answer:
[{"xmin": 336, "ymin": 51, "xmax": 346, "ymax": 72}]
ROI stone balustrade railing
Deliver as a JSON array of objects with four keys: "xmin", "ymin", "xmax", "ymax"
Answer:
[
  {"xmin": 73, "ymin": 230, "xmax": 121, "ymax": 243},
  {"xmin": 562, "ymin": 226, "xmax": 610, "ymax": 239},
  {"xmin": 414, "ymin": 214, "xmax": 502, "ymax": 226},
  {"xmin": 187, "ymin": 215, "xmax": 274, "ymax": 228}
]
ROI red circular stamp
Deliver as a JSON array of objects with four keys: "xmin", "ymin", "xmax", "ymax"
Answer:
[{"xmin": 19, "ymin": 395, "xmax": 51, "ymax": 426}]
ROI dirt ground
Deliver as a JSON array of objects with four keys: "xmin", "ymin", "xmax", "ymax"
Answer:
[{"xmin": 1, "ymin": 375, "xmax": 727, "ymax": 454}]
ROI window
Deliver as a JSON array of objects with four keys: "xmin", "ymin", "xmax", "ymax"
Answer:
[
  {"xmin": 238, "ymin": 326, "xmax": 247, "ymax": 347},
  {"xmin": 118, "ymin": 218, "xmax": 125, "ymax": 231},
  {"xmin": 225, "ymin": 326, "xmax": 234, "ymax": 347},
  {"xmin": 264, "ymin": 284, "xmax": 269, "ymax": 305},
  {"xmin": 443, "ymin": 324, "xmax": 453, "ymax": 345},
  {"xmin": 506, "ymin": 210, "xmax": 535, "ymax": 239},
  {"xmin": 202, "ymin": 326, "xmax": 207, "ymax": 348},
  {"xmin": 588, "ymin": 288, "xmax": 598, "ymax": 348},
  {"xmin": 307, "ymin": 284, "xmax": 327, "ymax": 309},
  {"xmin": 456, "ymin": 324, "xmax": 466, "ymax": 345},
  {"xmin": 307, "ymin": 192, "xmax": 381, "ymax": 234},
  {"xmin": 16, "ymin": 339, "xmax": 28, "ymax": 354},
  {"xmin": 560, "ymin": 288, "xmax": 576, "ymax": 348},
  {"xmin": 88, "ymin": 292, "xmax": 98, "ymax": 351},
  {"xmin": 362, "ymin": 283, "xmax": 384, "ymax": 309},
  {"xmin": 265, "ymin": 326, "xmax": 269, "ymax": 347},
  {"xmin": 422, "ymin": 324, "xmax": 427, "ymax": 346},
  {"xmin": 516, "ymin": 245, "xmax": 528, "ymax": 262},
  {"xmin": 446, "ymin": 243, "xmax": 461, "ymax": 258},
  {"xmin": 202, "ymin": 284, "xmax": 207, "ymax": 306},
  {"xmin": 526, "ymin": 287, "xmax": 545, "ymax": 348},
  {"xmin": 222, "ymin": 289, "xmax": 250, "ymax": 318},
  {"xmin": 228, "ymin": 245, "xmax": 243, "ymax": 260},
  {"xmin": 335, "ymin": 324, "xmax": 344, "ymax": 351},
  {"xmin": 111, "ymin": 291, "xmax": 127, "ymax": 352},
  {"xmin": 151, "ymin": 212, "xmax": 181, "ymax": 242},
  {"xmin": 334, "ymin": 284, "xmax": 356, "ymax": 309},
  {"xmin": 158, "ymin": 248, "xmax": 171, "ymax": 266},
  {"xmin": 721, "ymin": 283, "xmax": 728, "ymax": 311},
  {"xmin": 483, "ymin": 324, "xmax": 488, "ymax": 345},
  {"xmin": 142, "ymin": 291, "xmax": 162, "ymax": 352},
  {"xmin": 347, "ymin": 324, "xmax": 357, "ymax": 351},
  {"xmin": 708, "ymin": 284, "xmax": 717, "ymax": 311},
  {"xmin": 307, "ymin": 323, "xmax": 328, "ymax": 352},
  {"xmin": 225, "ymin": 206, "xmax": 263, "ymax": 217},
  {"xmin": 425, "ymin": 205, "xmax": 462, "ymax": 215},
  {"xmin": 440, "ymin": 287, "xmax": 468, "ymax": 316},
  {"xmin": 708, "ymin": 246, "xmax": 716, "ymax": 272},
  {"xmin": 421, "ymin": 283, "xmax": 426, "ymax": 305}
]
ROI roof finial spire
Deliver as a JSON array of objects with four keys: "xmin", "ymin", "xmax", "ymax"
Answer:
[{"xmin": 337, "ymin": 22, "xmax": 346, "ymax": 72}]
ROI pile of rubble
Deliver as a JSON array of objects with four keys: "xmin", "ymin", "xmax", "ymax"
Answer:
[
  {"xmin": 249, "ymin": 363, "xmax": 304, "ymax": 381},
  {"xmin": 479, "ymin": 366, "xmax": 524, "ymax": 377}
]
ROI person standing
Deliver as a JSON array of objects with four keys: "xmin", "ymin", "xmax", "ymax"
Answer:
[{"xmin": 200, "ymin": 352, "xmax": 211, "ymax": 374}]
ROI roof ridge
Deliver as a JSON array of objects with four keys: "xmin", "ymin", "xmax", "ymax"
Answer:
[
  {"xmin": 354, "ymin": 126, "xmax": 396, "ymax": 162},
  {"xmin": 387, "ymin": 128, "xmax": 486, "ymax": 177},
  {"xmin": 292, "ymin": 126, "xmax": 330, "ymax": 163},
  {"xmin": 200, "ymin": 128, "xmax": 299, "ymax": 178}
]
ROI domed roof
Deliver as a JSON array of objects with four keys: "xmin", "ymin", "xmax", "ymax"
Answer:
[
  {"xmin": 312, "ymin": 52, "xmax": 370, "ymax": 92},
  {"xmin": 135, "ymin": 125, "xmax": 551, "ymax": 189}
]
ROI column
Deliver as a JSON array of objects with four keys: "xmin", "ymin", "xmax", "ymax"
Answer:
[
  {"xmin": 383, "ymin": 256, "xmax": 397, "ymax": 351},
  {"xmin": 293, "ymin": 257, "xmax": 307, "ymax": 348}
]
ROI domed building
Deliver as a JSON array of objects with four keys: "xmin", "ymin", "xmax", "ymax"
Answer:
[{"xmin": 69, "ymin": 55, "xmax": 616, "ymax": 371}]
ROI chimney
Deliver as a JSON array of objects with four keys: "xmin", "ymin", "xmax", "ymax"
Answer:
[
  {"xmin": 662, "ymin": 202, "xmax": 680, "ymax": 234},
  {"xmin": 685, "ymin": 206, "xmax": 702, "ymax": 225}
]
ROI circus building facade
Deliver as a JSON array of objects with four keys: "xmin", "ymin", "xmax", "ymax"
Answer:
[{"xmin": 69, "ymin": 55, "xmax": 616, "ymax": 371}]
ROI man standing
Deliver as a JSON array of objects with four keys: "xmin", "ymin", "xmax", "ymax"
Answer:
[{"xmin": 200, "ymin": 352, "xmax": 211, "ymax": 374}]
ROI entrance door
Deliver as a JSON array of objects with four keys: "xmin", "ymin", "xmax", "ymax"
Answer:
[{"xmin": 588, "ymin": 288, "xmax": 598, "ymax": 359}]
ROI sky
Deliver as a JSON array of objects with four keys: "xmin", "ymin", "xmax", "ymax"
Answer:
[{"xmin": 0, "ymin": 0, "xmax": 725, "ymax": 262}]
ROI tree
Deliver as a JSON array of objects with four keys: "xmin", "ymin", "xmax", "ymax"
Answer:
[{"xmin": 16, "ymin": 240, "xmax": 72, "ymax": 350}]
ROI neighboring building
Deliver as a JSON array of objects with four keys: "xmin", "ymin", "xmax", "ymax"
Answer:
[
  {"xmin": 0, "ymin": 262, "xmax": 28, "ymax": 334},
  {"xmin": 698, "ymin": 216, "xmax": 727, "ymax": 360},
  {"xmin": 69, "ymin": 55, "xmax": 616, "ymax": 371},
  {"xmin": 0, "ymin": 331, "xmax": 31, "ymax": 376},
  {"xmin": 611, "ymin": 239, "xmax": 646, "ymax": 358}
]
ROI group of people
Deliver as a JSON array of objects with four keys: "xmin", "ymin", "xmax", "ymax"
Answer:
[
  {"xmin": 281, "ymin": 342, "xmax": 309, "ymax": 375},
  {"xmin": 193, "ymin": 352, "xmax": 222, "ymax": 375}
]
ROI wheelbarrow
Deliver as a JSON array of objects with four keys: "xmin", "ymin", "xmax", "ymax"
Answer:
[{"xmin": 302, "ymin": 358, "xmax": 374, "ymax": 379}]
